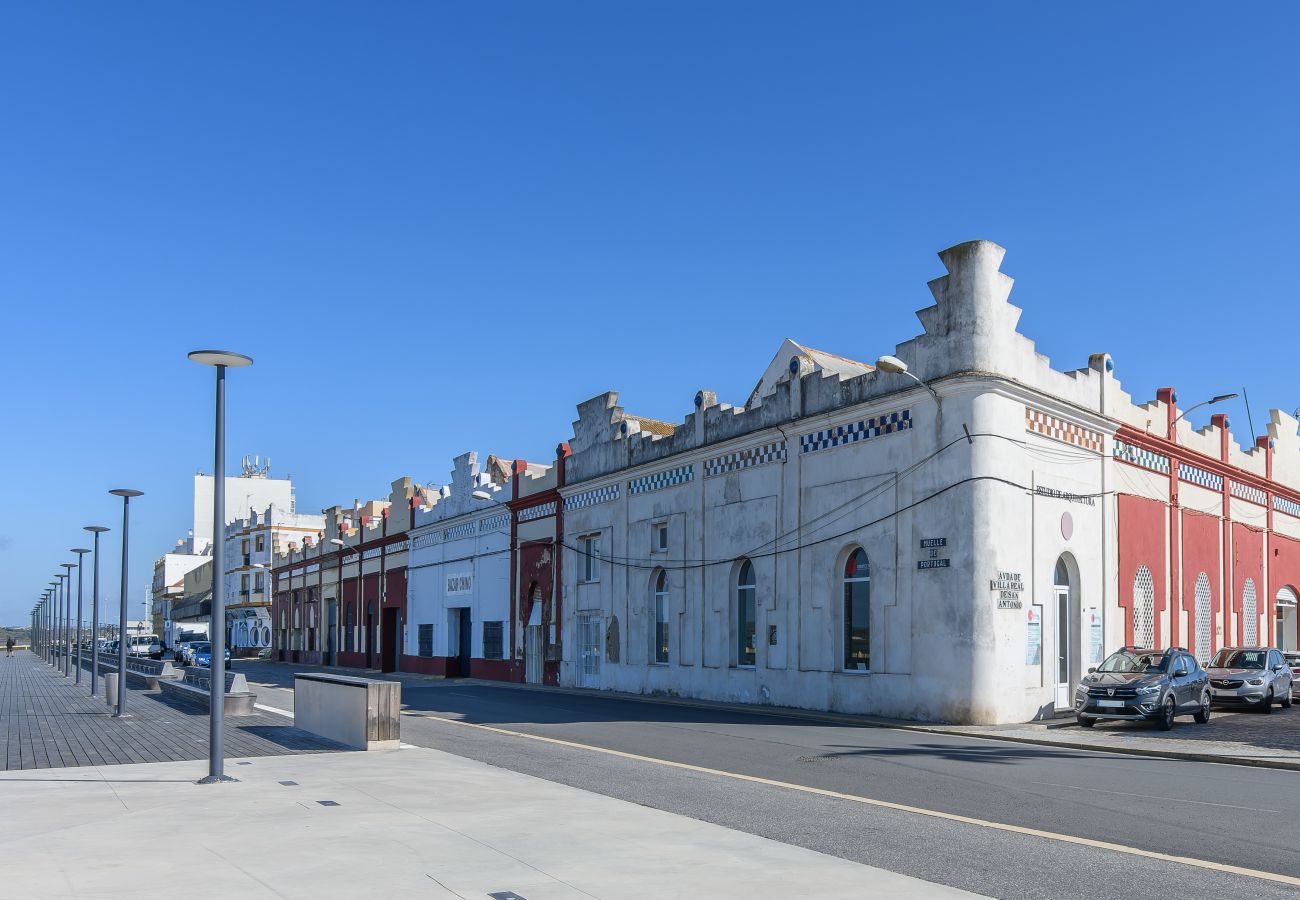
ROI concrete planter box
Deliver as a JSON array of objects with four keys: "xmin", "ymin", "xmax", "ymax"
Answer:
[{"xmin": 294, "ymin": 673, "xmax": 400, "ymax": 750}]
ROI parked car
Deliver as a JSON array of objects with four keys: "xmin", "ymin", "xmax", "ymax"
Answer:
[
  {"xmin": 104, "ymin": 640, "xmax": 119, "ymax": 655},
  {"xmin": 1075, "ymin": 647, "xmax": 1211, "ymax": 730},
  {"xmin": 126, "ymin": 634, "xmax": 162, "ymax": 659},
  {"xmin": 1285, "ymin": 652, "xmax": 1300, "ymax": 700},
  {"xmin": 189, "ymin": 642, "xmax": 231, "ymax": 668},
  {"xmin": 172, "ymin": 630, "xmax": 208, "ymax": 666},
  {"xmin": 1207, "ymin": 647, "xmax": 1294, "ymax": 712}
]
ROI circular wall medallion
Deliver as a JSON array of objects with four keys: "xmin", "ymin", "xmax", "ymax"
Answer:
[{"xmin": 1061, "ymin": 511, "xmax": 1074, "ymax": 541}]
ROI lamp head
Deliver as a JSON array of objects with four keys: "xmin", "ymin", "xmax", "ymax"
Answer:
[
  {"xmin": 329, "ymin": 538, "xmax": 345, "ymax": 546},
  {"xmin": 110, "ymin": 489, "xmax": 144, "ymax": 498},
  {"xmin": 874, "ymin": 355, "xmax": 909, "ymax": 375},
  {"xmin": 60, "ymin": 563, "xmax": 75, "ymax": 571},
  {"xmin": 71, "ymin": 547, "xmax": 91, "ymax": 555},
  {"xmin": 84, "ymin": 525, "xmax": 110, "ymax": 534},
  {"xmin": 471, "ymin": 490, "xmax": 492, "ymax": 501},
  {"xmin": 1210, "ymin": 393, "xmax": 1239, "ymax": 405},
  {"xmin": 188, "ymin": 349, "xmax": 253, "ymax": 368}
]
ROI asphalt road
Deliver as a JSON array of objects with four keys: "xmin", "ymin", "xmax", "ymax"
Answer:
[{"xmin": 236, "ymin": 662, "xmax": 1300, "ymax": 900}]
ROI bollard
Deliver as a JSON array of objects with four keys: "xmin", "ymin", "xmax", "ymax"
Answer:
[{"xmin": 104, "ymin": 672, "xmax": 118, "ymax": 710}]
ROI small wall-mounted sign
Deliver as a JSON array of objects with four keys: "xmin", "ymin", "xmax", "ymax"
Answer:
[
  {"xmin": 918, "ymin": 537, "xmax": 949, "ymax": 569},
  {"xmin": 992, "ymin": 570, "xmax": 1024, "ymax": 609}
]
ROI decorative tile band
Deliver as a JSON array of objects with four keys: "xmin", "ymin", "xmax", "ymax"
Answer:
[
  {"xmin": 801, "ymin": 410, "xmax": 912, "ymax": 454},
  {"xmin": 1276, "ymin": 495, "xmax": 1300, "ymax": 518},
  {"xmin": 564, "ymin": 483, "xmax": 621, "ymax": 511},
  {"xmin": 480, "ymin": 513, "xmax": 511, "ymax": 532},
  {"xmin": 1025, "ymin": 406, "xmax": 1105, "ymax": 453},
  {"xmin": 443, "ymin": 522, "xmax": 477, "ymax": 541},
  {"xmin": 1113, "ymin": 439, "xmax": 1171, "ymax": 474},
  {"xmin": 517, "ymin": 501, "xmax": 557, "ymax": 523},
  {"xmin": 1178, "ymin": 462, "xmax": 1223, "ymax": 492},
  {"xmin": 629, "ymin": 464, "xmax": 695, "ymax": 495},
  {"xmin": 704, "ymin": 440, "xmax": 787, "ymax": 478},
  {"xmin": 411, "ymin": 532, "xmax": 440, "ymax": 550},
  {"xmin": 1230, "ymin": 480, "xmax": 1267, "ymax": 506}
]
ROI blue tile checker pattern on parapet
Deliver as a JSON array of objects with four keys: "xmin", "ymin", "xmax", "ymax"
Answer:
[
  {"xmin": 1113, "ymin": 439, "xmax": 1171, "ymax": 474},
  {"xmin": 1230, "ymin": 480, "xmax": 1268, "ymax": 506},
  {"xmin": 1178, "ymin": 462, "xmax": 1223, "ymax": 491},
  {"xmin": 564, "ymin": 484, "xmax": 621, "ymax": 511},
  {"xmin": 704, "ymin": 440, "xmax": 787, "ymax": 478},
  {"xmin": 518, "ymin": 501, "xmax": 558, "ymax": 523},
  {"xmin": 480, "ymin": 513, "xmax": 510, "ymax": 532},
  {"xmin": 443, "ymin": 521, "xmax": 477, "ymax": 541},
  {"xmin": 801, "ymin": 410, "xmax": 912, "ymax": 454},
  {"xmin": 629, "ymin": 464, "xmax": 695, "ymax": 495},
  {"xmin": 1276, "ymin": 495, "xmax": 1300, "ymax": 518}
]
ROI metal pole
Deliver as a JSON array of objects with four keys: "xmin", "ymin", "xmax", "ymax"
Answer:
[
  {"xmin": 204, "ymin": 363, "xmax": 232, "ymax": 783},
  {"xmin": 74, "ymin": 551, "xmax": 87, "ymax": 684},
  {"xmin": 90, "ymin": 529, "xmax": 104, "ymax": 697},
  {"xmin": 59, "ymin": 574, "xmax": 68, "ymax": 674},
  {"xmin": 116, "ymin": 497, "xmax": 132, "ymax": 716}
]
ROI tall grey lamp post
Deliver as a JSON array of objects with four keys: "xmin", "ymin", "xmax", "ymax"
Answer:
[
  {"xmin": 59, "ymin": 565, "xmax": 76, "ymax": 675},
  {"xmin": 110, "ymin": 489, "xmax": 144, "ymax": 716},
  {"xmin": 49, "ymin": 582, "xmax": 60, "ymax": 666},
  {"xmin": 189, "ymin": 349, "xmax": 253, "ymax": 785},
  {"xmin": 71, "ymin": 548, "xmax": 90, "ymax": 683},
  {"xmin": 85, "ymin": 526, "xmax": 110, "ymax": 697}
]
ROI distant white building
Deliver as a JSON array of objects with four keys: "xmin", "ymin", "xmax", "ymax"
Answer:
[{"xmin": 222, "ymin": 503, "xmax": 325, "ymax": 651}]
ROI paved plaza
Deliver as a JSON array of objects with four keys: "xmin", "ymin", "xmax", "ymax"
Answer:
[{"xmin": 0, "ymin": 651, "xmax": 343, "ymax": 770}]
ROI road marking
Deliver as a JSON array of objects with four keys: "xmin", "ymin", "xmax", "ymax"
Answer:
[
  {"xmin": 421, "ymin": 714, "xmax": 1300, "ymax": 888},
  {"xmin": 1028, "ymin": 781, "xmax": 1282, "ymax": 813},
  {"xmin": 254, "ymin": 703, "xmax": 293, "ymax": 718}
]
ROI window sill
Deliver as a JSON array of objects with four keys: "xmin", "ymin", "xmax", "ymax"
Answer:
[
  {"xmin": 841, "ymin": 668, "xmax": 872, "ymax": 675},
  {"xmin": 732, "ymin": 664, "xmax": 756, "ymax": 670}
]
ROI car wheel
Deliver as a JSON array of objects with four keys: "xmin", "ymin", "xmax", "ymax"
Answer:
[
  {"xmin": 1076, "ymin": 714, "xmax": 1096, "ymax": 728},
  {"xmin": 1193, "ymin": 691, "xmax": 1211, "ymax": 724},
  {"xmin": 1156, "ymin": 696, "xmax": 1176, "ymax": 730},
  {"xmin": 1282, "ymin": 689, "xmax": 1293, "ymax": 710},
  {"xmin": 1260, "ymin": 689, "xmax": 1274, "ymax": 714}
]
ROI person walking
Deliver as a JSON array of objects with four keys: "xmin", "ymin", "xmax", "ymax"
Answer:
[{"xmin": 6, "ymin": 637, "xmax": 14, "ymax": 657}]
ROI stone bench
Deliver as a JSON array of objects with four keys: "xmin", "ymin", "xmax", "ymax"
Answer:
[
  {"xmin": 93, "ymin": 653, "xmax": 182, "ymax": 690},
  {"xmin": 159, "ymin": 667, "xmax": 257, "ymax": 716},
  {"xmin": 294, "ymin": 673, "xmax": 400, "ymax": 750}
]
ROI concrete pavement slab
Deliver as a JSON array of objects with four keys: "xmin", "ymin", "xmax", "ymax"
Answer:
[{"xmin": 0, "ymin": 745, "xmax": 981, "ymax": 900}]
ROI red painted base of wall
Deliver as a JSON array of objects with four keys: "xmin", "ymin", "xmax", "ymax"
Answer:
[{"xmin": 399, "ymin": 655, "xmax": 449, "ymax": 676}]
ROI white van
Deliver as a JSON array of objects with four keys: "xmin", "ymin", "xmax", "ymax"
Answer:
[{"xmin": 128, "ymin": 634, "xmax": 162, "ymax": 659}]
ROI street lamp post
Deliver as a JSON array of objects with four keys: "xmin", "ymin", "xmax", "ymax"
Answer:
[
  {"xmin": 110, "ymin": 489, "xmax": 144, "ymax": 716},
  {"xmin": 85, "ymin": 526, "xmax": 109, "ymax": 696},
  {"xmin": 1167, "ymin": 393, "xmax": 1240, "ymax": 439},
  {"xmin": 59, "ymin": 565, "xmax": 76, "ymax": 675},
  {"xmin": 71, "ymin": 548, "xmax": 90, "ymax": 683},
  {"xmin": 48, "ymin": 582, "xmax": 59, "ymax": 666},
  {"xmin": 189, "ymin": 349, "xmax": 253, "ymax": 785}
]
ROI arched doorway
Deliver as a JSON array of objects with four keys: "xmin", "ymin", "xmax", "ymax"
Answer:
[
  {"xmin": 1053, "ymin": 556, "xmax": 1080, "ymax": 710},
  {"xmin": 1277, "ymin": 586, "xmax": 1297, "ymax": 651}
]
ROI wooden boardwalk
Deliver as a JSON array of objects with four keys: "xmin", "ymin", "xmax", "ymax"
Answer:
[{"xmin": 0, "ymin": 650, "xmax": 343, "ymax": 770}]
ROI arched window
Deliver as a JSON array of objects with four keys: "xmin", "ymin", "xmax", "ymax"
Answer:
[
  {"xmin": 1054, "ymin": 558, "xmax": 1070, "ymax": 590},
  {"xmin": 736, "ymin": 559, "xmax": 756, "ymax": 667},
  {"xmin": 1133, "ymin": 566, "xmax": 1155, "ymax": 647},
  {"xmin": 843, "ymin": 548, "xmax": 870, "ymax": 671},
  {"xmin": 651, "ymin": 569, "xmax": 669, "ymax": 664},
  {"xmin": 1242, "ymin": 578, "xmax": 1258, "ymax": 645},
  {"xmin": 1194, "ymin": 573, "xmax": 1212, "ymax": 663}
]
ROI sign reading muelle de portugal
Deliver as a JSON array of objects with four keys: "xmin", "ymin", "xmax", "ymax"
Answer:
[
  {"xmin": 992, "ymin": 571, "xmax": 1024, "ymax": 609},
  {"xmin": 917, "ymin": 537, "xmax": 950, "ymax": 570}
]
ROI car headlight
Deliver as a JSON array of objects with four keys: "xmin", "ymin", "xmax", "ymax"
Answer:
[
  {"xmin": 1136, "ymin": 684, "xmax": 1160, "ymax": 694},
  {"xmin": 1248, "ymin": 678, "xmax": 1264, "ymax": 686}
]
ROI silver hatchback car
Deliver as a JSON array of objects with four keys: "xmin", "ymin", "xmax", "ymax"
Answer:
[{"xmin": 1206, "ymin": 647, "xmax": 1294, "ymax": 712}]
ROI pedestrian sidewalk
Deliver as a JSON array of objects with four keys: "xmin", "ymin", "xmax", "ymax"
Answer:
[{"xmin": 0, "ymin": 745, "xmax": 981, "ymax": 900}]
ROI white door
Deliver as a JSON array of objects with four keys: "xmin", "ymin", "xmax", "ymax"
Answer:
[
  {"xmin": 576, "ymin": 614, "xmax": 601, "ymax": 689},
  {"xmin": 1054, "ymin": 587, "xmax": 1071, "ymax": 709},
  {"xmin": 525, "ymin": 625, "xmax": 543, "ymax": 684}
]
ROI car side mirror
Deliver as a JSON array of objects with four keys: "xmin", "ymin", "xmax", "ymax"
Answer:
[
  {"xmin": 1087, "ymin": 667, "xmax": 1097, "ymax": 674},
  {"xmin": 1174, "ymin": 667, "xmax": 1188, "ymax": 677}
]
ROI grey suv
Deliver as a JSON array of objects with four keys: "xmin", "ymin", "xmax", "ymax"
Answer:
[
  {"xmin": 1075, "ymin": 647, "xmax": 1211, "ymax": 730},
  {"xmin": 1207, "ymin": 647, "xmax": 1294, "ymax": 712}
]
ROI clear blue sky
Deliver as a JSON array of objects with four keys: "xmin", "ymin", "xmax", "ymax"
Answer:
[{"xmin": 2, "ymin": 3, "xmax": 1297, "ymax": 624}]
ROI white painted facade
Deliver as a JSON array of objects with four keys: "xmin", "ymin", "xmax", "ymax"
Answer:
[{"xmin": 557, "ymin": 240, "xmax": 1300, "ymax": 725}]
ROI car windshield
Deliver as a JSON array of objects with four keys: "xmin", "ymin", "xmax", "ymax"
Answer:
[
  {"xmin": 1210, "ymin": 649, "xmax": 1267, "ymax": 669},
  {"xmin": 1097, "ymin": 650, "xmax": 1168, "ymax": 674},
  {"xmin": 192, "ymin": 642, "xmax": 211, "ymax": 653}
]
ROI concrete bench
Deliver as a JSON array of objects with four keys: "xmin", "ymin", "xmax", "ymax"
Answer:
[
  {"xmin": 92, "ymin": 653, "xmax": 182, "ymax": 690},
  {"xmin": 159, "ymin": 667, "xmax": 257, "ymax": 716},
  {"xmin": 294, "ymin": 673, "xmax": 400, "ymax": 750}
]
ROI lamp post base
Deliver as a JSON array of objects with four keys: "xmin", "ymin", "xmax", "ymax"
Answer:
[{"xmin": 197, "ymin": 774, "xmax": 239, "ymax": 785}]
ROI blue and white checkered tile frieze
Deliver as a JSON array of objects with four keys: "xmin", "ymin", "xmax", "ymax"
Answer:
[
  {"xmin": 704, "ymin": 440, "xmax": 787, "ymax": 478},
  {"xmin": 629, "ymin": 464, "xmax": 695, "ymax": 495},
  {"xmin": 517, "ymin": 501, "xmax": 558, "ymax": 523},
  {"xmin": 480, "ymin": 513, "xmax": 511, "ymax": 532},
  {"xmin": 564, "ymin": 483, "xmax": 621, "ymax": 511},
  {"xmin": 1275, "ymin": 495, "xmax": 1300, "ymax": 519},
  {"xmin": 1113, "ymin": 439, "xmax": 1171, "ymax": 474},
  {"xmin": 801, "ymin": 410, "xmax": 911, "ymax": 455},
  {"xmin": 1178, "ymin": 462, "xmax": 1223, "ymax": 491},
  {"xmin": 1230, "ymin": 480, "xmax": 1268, "ymax": 506},
  {"xmin": 443, "ymin": 522, "xmax": 477, "ymax": 541}
]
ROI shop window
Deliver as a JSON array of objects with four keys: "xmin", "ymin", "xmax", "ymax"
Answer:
[
  {"xmin": 483, "ymin": 621, "xmax": 504, "ymax": 659},
  {"xmin": 843, "ymin": 548, "xmax": 870, "ymax": 672},
  {"xmin": 418, "ymin": 623, "xmax": 433, "ymax": 657},
  {"xmin": 651, "ymin": 570, "xmax": 669, "ymax": 664},
  {"xmin": 735, "ymin": 559, "xmax": 756, "ymax": 667}
]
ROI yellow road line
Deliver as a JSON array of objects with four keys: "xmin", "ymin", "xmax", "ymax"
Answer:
[{"xmin": 422, "ymin": 714, "xmax": 1300, "ymax": 888}]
